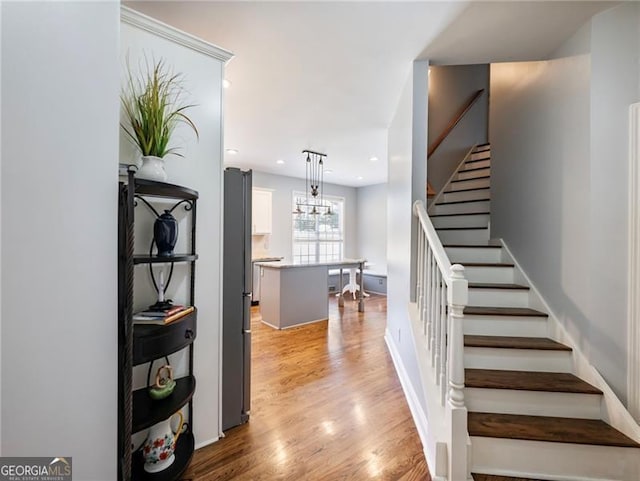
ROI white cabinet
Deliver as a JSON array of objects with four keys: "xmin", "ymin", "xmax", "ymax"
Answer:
[{"xmin": 252, "ymin": 189, "xmax": 272, "ymax": 235}]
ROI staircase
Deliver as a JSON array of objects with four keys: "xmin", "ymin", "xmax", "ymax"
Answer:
[{"xmin": 427, "ymin": 144, "xmax": 640, "ymax": 481}]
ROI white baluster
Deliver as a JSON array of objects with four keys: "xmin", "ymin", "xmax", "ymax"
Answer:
[
  {"xmin": 417, "ymin": 229, "xmax": 423, "ymax": 314},
  {"xmin": 424, "ymin": 249, "xmax": 431, "ymax": 340},
  {"xmin": 440, "ymin": 282, "xmax": 448, "ymax": 406},
  {"xmin": 432, "ymin": 269, "xmax": 440, "ymax": 366}
]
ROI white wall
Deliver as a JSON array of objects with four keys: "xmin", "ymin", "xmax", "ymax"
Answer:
[
  {"xmin": 250, "ymin": 170, "xmax": 358, "ymax": 261},
  {"xmin": 386, "ymin": 60, "xmax": 428, "ymax": 412},
  {"xmin": 121, "ymin": 10, "xmax": 230, "ymax": 450},
  {"xmin": 428, "ymin": 64, "xmax": 489, "ymax": 193},
  {"xmin": 356, "ymin": 183, "xmax": 387, "ymax": 274},
  {"xmin": 490, "ymin": 3, "xmax": 640, "ymax": 402},
  {"xmin": 1, "ymin": 2, "xmax": 119, "ymax": 479}
]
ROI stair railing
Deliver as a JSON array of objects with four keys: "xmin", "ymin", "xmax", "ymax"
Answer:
[
  {"xmin": 426, "ymin": 89, "xmax": 485, "ymax": 197},
  {"xmin": 413, "ymin": 199, "xmax": 469, "ymax": 481}
]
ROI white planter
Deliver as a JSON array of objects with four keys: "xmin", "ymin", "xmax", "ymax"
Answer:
[{"xmin": 138, "ymin": 155, "xmax": 168, "ymax": 182}]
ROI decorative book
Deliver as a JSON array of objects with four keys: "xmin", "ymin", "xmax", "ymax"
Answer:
[{"xmin": 133, "ymin": 306, "xmax": 195, "ymax": 325}]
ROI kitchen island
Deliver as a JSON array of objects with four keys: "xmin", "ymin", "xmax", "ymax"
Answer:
[{"xmin": 255, "ymin": 259, "xmax": 366, "ymax": 329}]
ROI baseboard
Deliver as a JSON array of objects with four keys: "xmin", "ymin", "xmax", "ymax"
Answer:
[
  {"xmin": 195, "ymin": 435, "xmax": 220, "ymax": 450},
  {"xmin": 384, "ymin": 329, "xmax": 430, "ymax": 446},
  {"xmin": 385, "ymin": 328, "xmax": 447, "ymax": 481}
]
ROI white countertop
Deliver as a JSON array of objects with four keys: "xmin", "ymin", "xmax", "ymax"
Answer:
[
  {"xmin": 251, "ymin": 256, "xmax": 284, "ymax": 262},
  {"xmin": 254, "ymin": 258, "xmax": 366, "ymax": 269}
]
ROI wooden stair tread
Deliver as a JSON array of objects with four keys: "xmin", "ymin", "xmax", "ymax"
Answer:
[
  {"xmin": 464, "ymin": 306, "xmax": 547, "ymax": 318},
  {"xmin": 459, "ymin": 165, "xmax": 491, "ymax": 173},
  {"xmin": 472, "ymin": 474, "xmax": 549, "ymax": 481},
  {"xmin": 466, "ymin": 157, "xmax": 491, "ymax": 164},
  {"xmin": 464, "ymin": 335, "xmax": 569, "ymax": 350},
  {"xmin": 460, "ymin": 262, "xmax": 514, "ymax": 267},
  {"xmin": 435, "ymin": 198, "xmax": 491, "ymax": 206},
  {"xmin": 465, "ymin": 369, "xmax": 602, "ymax": 394},
  {"xmin": 452, "ymin": 175, "xmax": 491, "ymax": 183},
  {"xmin": 468, "ymin": 283, "xmax": 529, "ymax": 290},
  {"xmin": 430, "ymin": 211, "xmax": 490, "ymax": 217},
  {"xmin": 436, "ymin": 226, "xmax": 488, "ymax": 231},
  {"xmin": 445, "ymin": 186, "xmax": 490, "ymax": 193},
  {"xmin": 444, "ymin": 244, "xmax": 502, "ymax": 249},
  {"xmin": 476, "ymin": 142, "xmax": 491, "ymax": 148},
  {"xmin": 468, "ymin": 412, "xmax": 640, "ymax": 448}
]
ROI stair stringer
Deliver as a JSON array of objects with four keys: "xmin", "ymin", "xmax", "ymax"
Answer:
[
  {"xmin": 428, "ymin": 145, "xmax": 476, "ymax": 209},
  {"xmin": 499, "ymin": 238, "xmax": 640, "ymax": 445}
]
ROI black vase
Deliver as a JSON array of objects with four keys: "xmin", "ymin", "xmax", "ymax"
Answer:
[{"xmin": 154, "ymin": 210, "xmax": 178, "ymax": 257}]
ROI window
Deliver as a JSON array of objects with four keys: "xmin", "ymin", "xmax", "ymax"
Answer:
[{"xmin": 292, "ymin": 192, "xmax": 344, "ymax": 264}]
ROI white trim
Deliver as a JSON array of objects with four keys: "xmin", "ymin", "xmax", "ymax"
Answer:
[
  {"xmin": 195, "ymin": 436, "xmax": 220, "ymax": 451},
  {"xmin": 428, "ymin": 145, "xmax": 477, "ymax": 209},
  {"xmin": 628, "ymin": 102, "xmax": 640, "ymax": 423},
  {"xmin": 121, "ymin": 6, "xmax": 234, "ymax": 63},
  {"xmin": 384, "ymin": 328, "xmax": 447, "ymax": 481}
]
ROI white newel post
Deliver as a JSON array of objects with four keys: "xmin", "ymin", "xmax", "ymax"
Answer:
[{"xmin": 447, "ymin": 264, "xmax": 468, "ymax": 481}]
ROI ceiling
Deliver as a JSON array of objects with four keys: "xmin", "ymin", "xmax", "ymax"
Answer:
[{"xmin": 126, "ymin": 1, "xmax": 617, "ymax": 188}]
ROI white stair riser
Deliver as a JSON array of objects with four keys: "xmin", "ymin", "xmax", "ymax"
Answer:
[
  {"xmin": 470, "ymin": 151, "xmax": 491, "ymax": 161},
  {"xmin": 468, "ymin": 288, "xmax": 530, "ymax": 308},
  {"xmin": 464, "ymin": 347, "xmax": 573, "ymax": 372},
  {"xmin": 463, "ymin": 315, "xmax": 548, "ymax": 337},
  {"xmin": 463, "ymin": 266, "xmax": 514, "ymax": 283},
  {"xmin": 465, "ymin": 159, "xmax": 491, "ymax": 169},
  {"xmin": 457, "ymin": 167, "xmax": 491, "ymax": 180},
  {"xmin": 429, "ymin": 200, "xmax": 491, "ymax": 216},
  {"xmin": 436, "ymin": 228, "xmax": 490, "ymax": 245},
  {"xmin": 442, "ymin": 188, "xmax": 490, "ymax": 203},
  {"xmin": 431, "ymin": 214, "xmax": 490, "ymax": 229},
  {"xmin": 448, "ymin": 177, "xmax": 491, "ymax": 191},
  {"xmin": 446, "ymin": 246, "xmax": 504, "ymax": 263},
  {"xmin": 466, "ymin": 388, "xmax": 601, "ymax": 419},
  {"xmin": 471, "ymin": 437, "xmax": 640, "ymax": 481}
]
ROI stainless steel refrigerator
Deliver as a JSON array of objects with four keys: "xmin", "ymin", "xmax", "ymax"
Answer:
[{"xmin": 222, "ymin": 167, "xmax": 252, "ymax": 431}]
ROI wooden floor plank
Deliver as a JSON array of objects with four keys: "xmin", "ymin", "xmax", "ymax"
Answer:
[
  {"xmin": 181, "ymin": 295, "xmax": 431, "ymax": 480},
  {"xmin": 465, "ymin": 369, "xmax": 602, "ymax": 394},
  {"xmin": 468, "ymin": 412, "xmax": 640, "ymax": 447}
]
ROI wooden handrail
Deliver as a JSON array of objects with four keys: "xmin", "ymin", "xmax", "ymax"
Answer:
[{"xmin": 428, "ymin": 89, "xmax": 485, "ymax": 158}]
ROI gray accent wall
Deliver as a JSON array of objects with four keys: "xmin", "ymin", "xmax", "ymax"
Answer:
[
  {"xmin": 427, "ymin": 64, "xmax": 489, "ymax": 195},
  {"xmin": 357, "ymin": 183, "xmax": 388, "ymax": 274},
  {"xmin": 250, "ymin": 170, "xmax": 358, "ymax": 261},
  {"xmin": 387, "ymin": 60, "xmax": 429, "ymax": 411},
  {"xmin": 490, "ymin": 3, "xmax": 640, "ymax": 402}
]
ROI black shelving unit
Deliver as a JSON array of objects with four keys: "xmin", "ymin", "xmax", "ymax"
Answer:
[{"xmin": 118, "ymin": 172, "xmax": 199, "ymax": 481}]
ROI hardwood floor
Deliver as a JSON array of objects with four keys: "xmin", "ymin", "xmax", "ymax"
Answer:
[{"xmin": 181, "ymin": 294, "xmax": 430, "ymax": 480}]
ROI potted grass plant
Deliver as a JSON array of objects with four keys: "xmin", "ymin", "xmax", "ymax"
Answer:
[{"xmin": 121, "ymin": 58, "xmax": 199, "ymax": 182}]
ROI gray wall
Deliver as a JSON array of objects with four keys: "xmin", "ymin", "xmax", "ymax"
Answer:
[
  {"xmin": 250, "ymin": 170, "xmax": 358, "ymax": 262},
  {"xmin": 387, "ymin": 60, "xmax": 429, "ymax": 411},
  {"xmin": 490, "ymin": 3, "xmax": 640, "ymax": 402},
  {"xmin": 1, "ymin": 2, "xmax": 119, "ymax": 478},
  {"xmin": 357, "ymin": 183, "xmax": 387, "ymax": 274},
  {"xmin": 427, "ymin": 64, "xmax": 489, "ymax": 194}
]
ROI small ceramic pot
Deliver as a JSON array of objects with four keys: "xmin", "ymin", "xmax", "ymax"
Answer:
[
  {"xmin": 138, "ymin": 155, "xmax": 168, "ymax": 182},
  {"xmin": 142, "ymin": 411, "xmax": 184, "ymax": 473}
]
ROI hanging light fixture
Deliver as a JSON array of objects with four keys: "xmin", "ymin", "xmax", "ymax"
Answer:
[{"xmin": 293, "ymin": 150, "xmax": 334, "ymax": 216}]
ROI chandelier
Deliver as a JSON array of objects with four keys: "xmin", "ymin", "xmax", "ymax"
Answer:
[{"xmin": 293, "ymin": 150, "xmax": 333, "ymax": 215}]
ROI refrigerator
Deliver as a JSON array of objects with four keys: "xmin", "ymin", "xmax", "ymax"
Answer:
[{"xmin": 222, "ymin": 167, "xmax": 252, "ymax": 431}]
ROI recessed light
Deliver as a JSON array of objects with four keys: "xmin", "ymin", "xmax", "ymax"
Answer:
[
  {"xmin": 276, "ymin": 159, "xmax": 285, "ymax": 165},
  {"xmin": 226, "ymin": 148, "xmax": 238, "ymax": 155},
  {"xmin": 324, "ymin": 170, "xmax": 333, "ymax": 174},
  {"xmin": 357, "ymin": 176, "xmax": 364, "ymax": 180},
  {"xmin": 223, "ymin": 79, "xmax": 232, "ymax": 89},
  {"xmin": 369, "ymin": 157, "xmax": 378, "ymax": 162}
]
